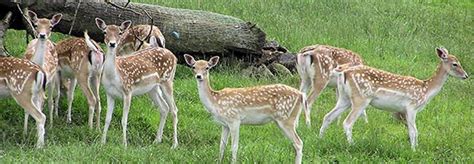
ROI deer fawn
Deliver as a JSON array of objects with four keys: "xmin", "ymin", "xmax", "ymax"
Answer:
[
  {"xmin": 184, "ymin": 54, "xmax": 306, "ymax": 164},
  {"xmin": 296, "ymin": 45, "xmax": 367, "ymax": 126},
  {"xmin": 95, "ymin": 18, "xmax": 179, "ymax": 148},
  {"xmin": 55, "ymin": 32, "xmax": 104, "ymax": 128},
  {"xmin": 319, "ymin": 47, "xmax": 468, "ymax": 150},
  {"xmin": 117, "ymin": 24, "xmax": 165, "ymax": 56},
  {"xmin": 23, "ymin": 11, "xmax": 62, "ymax": 128},
  {"xmin": 0, "ymin": 57, "xmax": 47, "ymax": 148}
]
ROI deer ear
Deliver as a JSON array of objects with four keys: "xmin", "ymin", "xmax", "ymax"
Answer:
[
  {"xmin": 120, "ymin": 20, "xmax": 132, "ymax": 31},
  {"xmin": 183, "ymin": 54, "xmax": 196, "ymax": 67},
  {"xmin": 95, "ymin": 18, "xmax": 107, "ymax": 31},
  {"xmin": 208, "ymin": 56, "xmax": 220, "ymax": 68},
  {"xmin": 149, "ymin": 36, "xmax": 159, "ymax": 48},
  {"xmin": 50, "ymin": 13, "xmax": 62, "ymax": 27},
  {"xmin": 27, "ymin": 10, "xmax": 38, "ymax": 24},
  {"xmin": 436, "ymin": 47, "xmax": 448, "ymax": 60}
]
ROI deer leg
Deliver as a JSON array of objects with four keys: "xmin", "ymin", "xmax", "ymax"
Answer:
[
  {"xmin": 319, "ymin": 94, "xmax": 351, "ymax": 138},
  {"xmin": 160, "ymin": 81, "xmax": 179, "ymax": 149},
  {"xmin": 304, "ymin": 79, "xmax": 328, "ymax": 127},
  {"xmin": 149, "ymin": 88, "xmax": 169, "ymax": 144},
  {"xmin": 121, "ymin": 93, "xmax": 132, "ymax": 147},
  {"xmin": 91, "ymin": 74, "xmax": 102, "ymax": 129},
  {"xmin": 77, "ymin": 75, "xmax": 96, "ymax": 129},
  {"xmin": 229, "ymin": 122, "xmax": 241, "ymax": 164},
  {"xmin": 66, "ymin": 78, "xmax": 77, "ymax": 124},
  {"xmin": 342, "ymin": 99, "xmax": 370, "ymax": 144},
  {"xmin": 406, "ymin": 108, "xmax": 418, "ymax": 151},
  {"xmin": 13, "ymin": 94, "xmax": 46, "ymax": 148},
  {"xmin": 219, "ymin": 125, "xmax": 230, "ymax": 163},
  {"xmin": 23, "ymin": 113, "xmax": 29, "ymax": 138},
  {"xmin": 24, "ymin": 89, "xmax": 45, "ymax": 137},
  {"xmin": 47, "ymin": 82, "xmax": 55, "ymax": 128},
  {"xmin": 101, "ymin": 94, "xmax": 115, "ymax": 144},
  {"xmin": 54, "ymin": 74, "xmax": 60, "ymax": 117},
  {"xmin": 276, "ymin": 120, "xmax": 303, "ymax": 164}
]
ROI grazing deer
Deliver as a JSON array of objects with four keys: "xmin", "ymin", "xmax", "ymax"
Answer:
[
  {"xmin": 55, "ymin": 32, "xmax": 104, "ymax": 128},
  {"xmin": 184, "ymin": 54, "xmax": 306, "ymax": 164},
  {"xmin": 296, "ymin": 45, "xmax": 367, "ymax": 126},
  {"xmin": 319, "ymin": 47, "xmax": 469, "ymax": 150},
  {"xmin": 95, "ymin": 18, "xmax": 179, "ymax": 148},
  {"xmin": 23, "ymin": 11, "xmax": 62, "ymax": 127},
  {"xmin": 117, "ymin": 24, "xmax": 165, "ymax": 56},
  {"xmin": 0, "ymin": 57, "xmax": 47, "ymax": 148}
]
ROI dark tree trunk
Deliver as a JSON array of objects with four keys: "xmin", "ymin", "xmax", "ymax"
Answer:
[{"xmin": 0, "ymin": 1, "xmax": 266, "ymax": 62}]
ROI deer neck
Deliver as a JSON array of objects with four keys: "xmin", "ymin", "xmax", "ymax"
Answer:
[
  {"xmin": 32, "ymin": 39, "xmax": 47, "ymax": 67},
  {"xmin": 197, "ymin": 76, "xmax": 219, "ymax": 114},
  {"xmin": 103, "ymin": 48, "xmax": 120, "ymax": 79},
  {"xmin": 424, "ymin": 62, "xmax": 449, "ymax": 100}
]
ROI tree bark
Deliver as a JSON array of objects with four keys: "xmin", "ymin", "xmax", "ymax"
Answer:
[
  {"xmin": 0, "ymin": 12, "xmax": 12, "ymax": 57},
  {"xmin": 0, "ymin": 1, "xmax": 266, "ymax": 62}
]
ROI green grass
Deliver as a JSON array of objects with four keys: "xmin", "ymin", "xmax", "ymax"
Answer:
[{"xmin": 1, "ymin": 0, "xmax": 473, "ymax": 163}]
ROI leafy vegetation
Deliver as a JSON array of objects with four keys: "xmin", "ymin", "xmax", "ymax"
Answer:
[{"xmin": 1, "ymin": 0, "xmax": 473, "ymax": 162}]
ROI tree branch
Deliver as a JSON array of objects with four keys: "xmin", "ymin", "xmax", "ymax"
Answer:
[{"xmin": 0, "ymin": 11, "xmax": 12, "ymax": 57}]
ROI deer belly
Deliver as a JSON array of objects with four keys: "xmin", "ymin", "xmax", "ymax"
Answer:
[
  {"xmin": 370, "ymin": 89, "xmax": 411, "ymax": 112},
  {"xmin": 240, "ymin": 106, "xmax": 273, "ymax": 125},
  {"xmin": 59, "ymin": 65, "xmax": 74, "ymax": 78},
  {"xmin": 131, "ymin": 84, "xmax": 157, "ymax": 96}
]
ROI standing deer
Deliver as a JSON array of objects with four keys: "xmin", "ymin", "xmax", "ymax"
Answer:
[
  {"xmin": 0, "ymin": 57, "xmax": 47, "ymax": 148},
  {"xmin": 296, "ymin": 45, "xmax": 367, "ymax": 126},
  {"xmin": 55, "ymin": 32, "xmax": 104, "ymax": 128},
  {"xmin": 23, "ymin": 11, "xmax": 62, "ymax": 128},
  {"xmin": 319, "ymin": 47, "xmax": 469, "ymax": 150},
  {"xmin": 184, "ymin": 54, "xmax": 306, "ymax": 164},
  {"xmin": 117, "ymin": 24, "xmax": 165, "ymax": 56},
  {"xmin": 95, "ymin": 18, "xmax": 179, "ymax": 148}
]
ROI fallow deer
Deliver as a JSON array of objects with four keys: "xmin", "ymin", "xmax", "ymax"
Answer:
[
  {"xmin": 55, "ymin": 32, "xmax": 104, "ymax": 128},
  {"xmin": 117, "ymin": 24, "xmax": 165, "ymax": 56},
  {"xmin": 95, "ymin": 18, "xmax": 179, "ymax": 148},
  {"xmin": 319, "ymin": 47, "xmax": 469, "ymax": 150},
  {"xmin": 0, "ymin": 57, "xmax": 47, "ymax": 148},
  {"xmin": 184, "ymin": 54, "xmax": 306, "ymax": 164},
  {"xmin": 23, "ymin": 11, "xmax": 62, "ymax": 128},
  {"xmin": 296, "ymin": 45, "xmax": 367, "ymax": 126}
]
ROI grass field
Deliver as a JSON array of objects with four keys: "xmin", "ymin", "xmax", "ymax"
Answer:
[{"xmin": 1, "ymin": 0, "xmax": 473, "ymax": 163}]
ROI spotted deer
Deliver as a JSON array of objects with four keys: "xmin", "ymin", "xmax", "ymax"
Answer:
[
  {"xmin": 296, "ymin": 45, "xmax": 367, "ymax": 126},
  {"xmin": 184, "ymin": 54, "xmax": 306, "ymax": 164},
  {"xmin": 319, "ymin": 47, "xmax": 469, "ymax": 150},
  {"xmin": 55, "ymin": 32, "xmax": 104, "ymax": 128},
  {"xmin": 23, "ymin": 11, "xmax": 62, "ymax": 128},
  {"xmin": 0, "ymin": 57, "xmax": 47, "ymax": 148},
  {"xmin": 117, "ymin": 24, "xmax": 166, "ymax": 56},
  {"xmin": 95, "ymin": 18, "xmax": 179, "ymax": 148}
]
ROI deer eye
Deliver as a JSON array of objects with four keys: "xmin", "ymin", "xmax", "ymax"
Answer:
[
  {"xmin": 192, "ymin": 66, "xmax": 195, "ymax": 69},
  {"xmin": 452, "ymin": 63, "xmax": 459, "ymax": 67},
  {"xmin": 206, "ymin": 67, "xmax": 210, "ymax": 70},
  {"xmin": 103, "ymin": 31, "xmax": 107, "ymax": 34}
]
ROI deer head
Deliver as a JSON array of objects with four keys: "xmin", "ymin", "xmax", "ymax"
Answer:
[
  {"xmin": 95, "ymin": 18, "xmax": 132, "ymax": 49},
  {"xmin": 184, "ymin": 54, "xmax": 219, "ymax": 81},
  {"xmin": 28, "ymin": 11, "xmax": 62, "ymax": 40},
  {"xmin": 436, "ymin": 47, "xmax": 468, "ymax": 80}
]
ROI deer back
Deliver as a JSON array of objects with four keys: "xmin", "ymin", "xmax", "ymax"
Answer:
[
  {"xmin": 56, "ymin": 37, "xmax": 104, "ymax": 73},
  {"xmin": 0, "ymin": 57, "xmax": 43, "ymax": 95},
  {"xmin": 119, "ymin": 25, "xmax": 165, "ymax": 55},
  {"xmin": 341, "ymin": 65, "xmax": 427, "ymax": 103},
  {"xmin": 116, "ymin": 47, "xmax": 176, "ymax": 91},
  {"xmin": 214, "ymin": 84, "xmax": 303, "ymax": 119}
]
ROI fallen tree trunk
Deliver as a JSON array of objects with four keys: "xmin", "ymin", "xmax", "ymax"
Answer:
[{"xmin": 0, "ymin": 1, "xmax": 266, "ymax": 62}]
